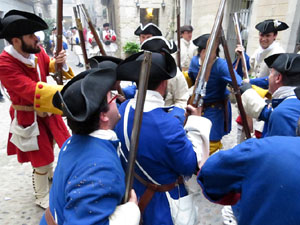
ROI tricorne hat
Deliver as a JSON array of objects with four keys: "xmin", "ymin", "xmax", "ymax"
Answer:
[
  {"xmin": 134, "ymin": 23, "xmax": 162, "ymax": 36},
  {"xmin": 52, "ymin": 68, "xmax": 117, "ymax": 122},
  {"xmin": 103, "ymin": 23, "xmax": 110, "ymax": 27},
  {"xmin": 141, "ymin": 36, "xmax": 177, "ymax": 54},
  {"xmin": 0, "ymin": 10, "xmax": 48, "ymax": 39},
  {"xmin": 264, "ymin": 53, "xmax": 300, "ymax": 77},
  {"xmin": 295, "ymin": 87, "xmax": 300, "ymax": 100},
  {"xmin": 255, "ymin": 19, "xmax": 289, "ymax": 34},
  {"xmin": 193, "ymin": 33, "xmax": 210, "ymax": 49},
  {"xmin": 88, "ymin": 55, "xmax": 123, "ymax": 70},
  {"xmin": 117, "ymin": 51, "xmax": 177, "ymax": 84}
]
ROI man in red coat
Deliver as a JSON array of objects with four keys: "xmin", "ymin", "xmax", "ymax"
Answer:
[{"xmin": 0, "ymin": 10, "xmax": 74, "ymax": 209}]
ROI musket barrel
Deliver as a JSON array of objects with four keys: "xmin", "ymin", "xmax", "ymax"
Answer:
[
  {"xmin": 220, "ymin": 29, "xmax": 251, "ymax": 139},
  {"xmin": 190, "ymin": 0, "xmax": 226, "ymax": 108},
  {"xmin": 54, "ymin": 0, "xmax": 63, "ymax": 85},
  {"xmin": 80, "ymin": 4, "xmax": 107, "ymax": 56},
  {"xmin": 233, "ymin": 12, "xmax": 249, "ymax": 80},
  {"xmin": 124, "ymin": 51, "xmax": 152, "ymax": 203},
  {"xmin": 73, "ymin": 6, "xmax": 90, "ymax": 69}
]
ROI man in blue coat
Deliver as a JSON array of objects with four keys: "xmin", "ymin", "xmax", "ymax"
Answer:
[
  {"xmin": 189, "ymin": 34, "xmax": 242, "ymax": 154},
  {"xmin": 198, "ymin": 133, "xmax": 300, "ymax": 225},
  {"xmin": 115, "ymin": 51, "xmax": 212, "ymax": 225},
  {"xmin": 241, "ymin": 53, "xmax": 300, "ymax": 137},
  {"xmin": 40, "ymin": 68, "xmax": 140, "ymax": 225}
]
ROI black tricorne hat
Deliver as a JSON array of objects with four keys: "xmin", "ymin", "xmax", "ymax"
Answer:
[
  {"xmin": 295, "ymin": 87, "xmax": 300, "ymax": 100},
  {"xmin": 117, "ymin": 51, "xmax": 177, "ymax": 84},
  {"xmin": 70, "ymin": 26, "xmax": 77, "ymax": 30},
  {"xmin": 52, "ymin": 68, "xmax": 116, "ymax": 122},
  {"xmin": 103, "ymin": 23, "xmax": 110, "ymax": 27},
  {"xmin": 88, "ymin": 56, "xmax": 123, "ymax": 70},
  {"xmin": 134, "ymin": 23, "xmax": 162, "ymax": 36},
  {"xmin": 0, "ymin": 10, "xmax": 48, "ymax": 39},
  {"xmin": 255, "ymin": 19, "xmax": 289, "ymax": 34},
  {"xmin": 140, "ymin": 36, "xmax": 177, "ymax": 54},
  {"xmin": 180, "ymin": 25, "xmax": 193, "ymax": 33},
  {"xmin": 193, "ymin": 33, "xmax": 210, "ymax": 49},
  {"xmin": 264, "ymin": 53, "xmax": 300, "ymax": 76}
]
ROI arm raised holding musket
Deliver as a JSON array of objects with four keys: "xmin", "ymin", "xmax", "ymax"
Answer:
[{"xmin": 187, "ymin": 0, "xmax": 249, "ymax": 155}]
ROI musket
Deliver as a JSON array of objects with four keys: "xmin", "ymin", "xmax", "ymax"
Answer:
[
  {"xmin": 220, "ymin": 28, "xmax": 251, "ymax": 138},
  {"xmin": 123, "ymin": 51, "xmax": 152, "ymax": 203},
  {"xmin": 73, "ymin": 6, "xmax": 90, "ymax": 69},
  {"xmin": 189, "ymin": 0, "xmax": 226, "ymax": 112},
  {"xmin": 233, "ymin": 12, "xmax": 249, "ymax": 80},
  {"xmin": 80, "ymin": 4, "xmax": 106, "ymax": 56},
  {"xmin": 52, "ymin": 0, "xmax": 63, "ymax": 85},
  {"xmin": 176, "ymin": 0, "xmax": 181, "ymax": 70},
  {"xmin": 79, "ymin": 4, "xmax": 125, "ymax": 97}
]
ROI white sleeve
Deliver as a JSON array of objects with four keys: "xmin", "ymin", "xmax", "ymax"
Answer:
[
  {"xmin": 241, "ymin": 88, "xmax": 266, "ymax": 119},
  {"xmin": 184, "ymin": 116, "xmax": 212, "ymax": 168},
  {"xmin": 173, "ymin": 68, "xmax": 189, "ymax": 109},
  {"xmin": 109, "ymin": 202, "xmax": 140, "ymax": 225}
]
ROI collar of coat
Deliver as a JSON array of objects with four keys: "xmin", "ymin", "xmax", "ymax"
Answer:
[{"xmin": 5, "ymin": 45, "xmax": 37, "ymax": 68}]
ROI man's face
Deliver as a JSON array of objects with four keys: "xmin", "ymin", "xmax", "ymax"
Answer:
[
  {"xmin": 182, "ymin": 31, "xmax": 193, "ymax": 42},
  {"xmin": 268, "ymin": 68, "xmax": 281, "ymax": 94},
  {"xmin": 106, "ymin": 92, "xmax": 121, "ymax": 129},
  {"xmin": 104, "ymin": 26, "xmax": 109, "ymax": 31},
  {"xmin": 20, "ymin": 34, "xmax": 41, "ymax": 54},
  {"xmin": 259, "ymin": 32, "xmax": 277, "ymax": 49},
  {"xmin": 139, "ymin": 34, "xmax": 153, "ymax": 44}
]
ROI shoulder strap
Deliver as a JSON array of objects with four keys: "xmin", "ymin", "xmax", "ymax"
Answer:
[
  {"xmin": 121, "ymin": 100, "xmax": 160, "ymax": 185},
  {"xmin": 45, "ymin": 207, "xmax": 58, "ymax": 225}
]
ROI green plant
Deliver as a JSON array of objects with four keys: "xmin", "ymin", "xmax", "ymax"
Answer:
[{"xmin": 123, "ymin": 41, "xmax": 140, "ymax": 55}]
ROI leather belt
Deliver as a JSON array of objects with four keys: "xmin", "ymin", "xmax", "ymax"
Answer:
[
  {"xmin": 12, "ymin": 104, "xmax": 48, "ymax": 118},
  {"xmin": 12, "ymin": 104, "xmax": 34, "ymax": 111},
  {"xmin": 135, "ymin": 173, "xmax": 183, "ymax": 215}
]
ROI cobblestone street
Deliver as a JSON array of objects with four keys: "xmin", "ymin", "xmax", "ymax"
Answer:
[{"xmin": 0, "ymin": 49, "xmax": 238, "ymax": 225}]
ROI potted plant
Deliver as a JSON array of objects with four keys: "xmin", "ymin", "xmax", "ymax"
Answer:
[{"xmin": 123, "ymin": 41, "xmax": 140, "ymax": 57}]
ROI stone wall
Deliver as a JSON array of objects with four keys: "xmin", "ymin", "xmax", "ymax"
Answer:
[
  {"xmin": 191, "ymin": 0, "xmax": 222, "ymax": 38},
  {"xmin": 1, "ymin": 0, "xmax": 34, "ymax": 14},
  {"xmin": 114, "ymin": 0, "xmax": 176, "ymax": 58}
]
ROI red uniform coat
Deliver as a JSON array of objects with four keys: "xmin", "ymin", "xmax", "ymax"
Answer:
[{"xmin": 0, "ymin": 48, "xmax": 70, "ymax": 167}]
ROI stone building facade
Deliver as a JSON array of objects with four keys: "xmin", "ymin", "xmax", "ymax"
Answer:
[
  {"xmin": 110, "ymin": 0, "xmax": 299, "ymax": 58},
  {"xmin": 190, "ymin": 0, "xmax": 300, "ymax": 57}
]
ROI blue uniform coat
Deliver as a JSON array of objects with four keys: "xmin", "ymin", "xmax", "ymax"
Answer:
[
  {"xmin": 189, "ymin": 56, "xmax": 242, "ymax": 141},
  {"xmin": 198, "ymin": 136, "xmax": 300, "ymax": 225},
  {"xmin": 115, "ymin": 95, "xmax": 198, "ymax": 225},
  {"xmin": 40, "ymin": 133, "xmax": 125, "ymax": 225}
]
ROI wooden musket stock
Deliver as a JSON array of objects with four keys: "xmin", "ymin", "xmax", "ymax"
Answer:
[{"xmin": 123, "ymin": 51, "xmax": 152, "ymax": 203}]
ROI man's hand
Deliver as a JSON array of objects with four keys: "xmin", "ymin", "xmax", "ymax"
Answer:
[
  {"xmin": 54, "ymin": 49, "xmax": 67, "ymax": 64},
  {"xmin": 235, "ymin": 44, "xmax": 245, "ymax": 56},
  {"xmin": 185, "ymin": 104, "xmax": 202, "ymax": 117},
  {"xmin": 240, "ymin": 82, "xmax": 252, "ymax": 94},
  {"xmin": 128, "ymin": 189, "xmax": 138, "ymax": 205}
]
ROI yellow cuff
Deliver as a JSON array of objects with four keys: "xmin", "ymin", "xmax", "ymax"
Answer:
[
  {"xmin": 251, "ymin": 85, "xmax": 271, "ymax": 99},
  {"xmin": 34, "ymin": 82, "xmax": 63, "ymax": 115},
  {"xmin": 182, "ymin": 70, "xmax": 193, "ymax": 88},
  {"xmin": 209, "ymin": 140, "xmax": 223, "ymax": 155},
  {"xmin": 62, "ymin": 66, "xmax": 74, "ymax": 79},
  {"xmin": 49, "ymin": 59, "xmax": 75, "ymax": 80}
]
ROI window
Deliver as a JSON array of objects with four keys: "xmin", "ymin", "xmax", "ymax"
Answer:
[{"xmin": 140, "ymin": 8, "xmax": 159, "ymax": 26}]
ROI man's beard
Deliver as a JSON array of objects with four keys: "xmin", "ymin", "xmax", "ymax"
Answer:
[{"xmin": 21, "ymin": 38, "xmax": 41, "ymax": 54}]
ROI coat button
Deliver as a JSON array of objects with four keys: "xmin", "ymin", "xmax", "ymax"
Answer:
[
  {"xmin": 38, "ymin": 84, "xmax": 43, "ymax": 89},
  {"xmin": 36, "ymin": 94, "xmax": 40, "ymax": 99},
  {"xmin": 35, "ymin": 104, "xmax": 40, "ymax": 108}
]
